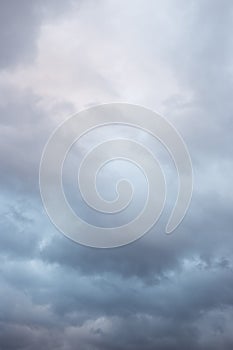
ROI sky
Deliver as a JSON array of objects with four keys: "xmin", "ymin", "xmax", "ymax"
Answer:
[{"xmin": 0, "ymin": 0, "xmax": 233, "ymax": 349}]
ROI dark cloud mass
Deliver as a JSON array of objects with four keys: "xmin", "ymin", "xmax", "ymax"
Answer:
[{"xmin": 0, "ymin": 0, "xmax": 233, "ymax": 349}]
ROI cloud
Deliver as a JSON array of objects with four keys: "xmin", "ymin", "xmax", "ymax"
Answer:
[
  {"xmin": 0, "ymin": 0, "xmax": 75, "ymax": 69},
  {"xmin": 0, "ymin": 0, "xmax": 233, "ymax": 349}
]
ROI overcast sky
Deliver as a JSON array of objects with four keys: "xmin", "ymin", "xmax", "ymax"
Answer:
[{"xmin": 0, "ymin": 0, "xmax": 233, "ymax": 349}]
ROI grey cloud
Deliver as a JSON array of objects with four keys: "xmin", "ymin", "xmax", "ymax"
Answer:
[
  {"xmin": 0, "ymin": 0, "xmax": 40, "ymax": 68},
  {"xmin": 163, "ymin": 0, "xmax": 233, "ymax": 158},
  {"xmin": 0, "ymin": 0, "xmax": 233, "ymax": 349},
  {"xmin": 0, "ymin": 84, "xmax": 75, "ymax": 195},
  {"xmin": 0, "ymin": 0, "xmax": 76, "ymax": 69},
  {"xmin": 1, "ymin": 251, "xmax": 233, "ymax": 350}
]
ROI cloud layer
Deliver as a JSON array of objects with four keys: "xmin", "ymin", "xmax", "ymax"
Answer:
[{"xmin": 0, "ymin": 0, "xmax": 233, "ymax": 349}]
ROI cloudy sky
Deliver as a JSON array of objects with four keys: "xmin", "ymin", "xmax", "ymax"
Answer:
[{"xmin": 0, "ymin": 0, "xmax": 233, "ymax": 349}]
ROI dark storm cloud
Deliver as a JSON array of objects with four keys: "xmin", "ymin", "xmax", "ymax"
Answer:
[
  {"xmin": 39, "ymin": 176, "xmax": 233, "ymax": 283},
  {"xmin": 1, "ymin": 248, "xmax": 233, "ymax": 350},
  {"xmin": 0, "ymin": 0, "xmax": 233, "ymax": 349}
]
